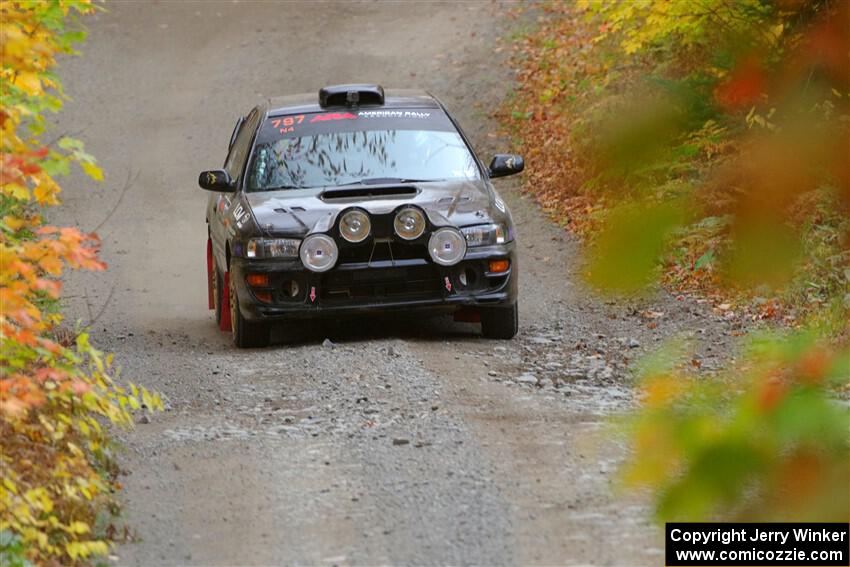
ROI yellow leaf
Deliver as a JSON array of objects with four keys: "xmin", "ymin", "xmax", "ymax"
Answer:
[
  {"xmin": 3, "ymin": 215, "xmax": 26, "ymax": 230},
  {"xmin": 66, "ymin": 441, "xmax": 83, "ymax": 457},
  {"xmin": 34, "ymin": 180, "xmax": 60, "ymax": 205},
  {"xmin": 2, "ymin": 183, "xmax": 30, "ymax": 200},
  {"xmin": 81, "ymin": 161, "xmax": 103, "ymax": 181},
  {"xmin": 14, "ymin": 71, "xmax": 43, "ymax": 95},
  {"xmin": 69, "ymin": 521, "xmax": 90, "ymax": 534}
]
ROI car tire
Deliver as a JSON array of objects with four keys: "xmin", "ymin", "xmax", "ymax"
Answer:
[
  {"xmin": 481, "ymin": 302, "xmax": 518, "ymax": 340},
  {"xmin": 229, "ymin": 270, "xmax": 270, "ymax": 348}
]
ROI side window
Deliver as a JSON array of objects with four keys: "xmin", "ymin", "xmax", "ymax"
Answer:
[{"xmin": 224, "ymin": 109, "xmax": 259, "ymax": 180}]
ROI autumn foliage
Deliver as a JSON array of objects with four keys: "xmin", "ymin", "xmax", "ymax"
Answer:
[
  {"xmin": 502, "ymin": 1, "xmax": 849, "ymax": 522},
  {"xmin": 503, "ymin": 0, "xmax": 849, "ymax": 309},
  {"xmin": 1, "ymin": 2, "xmax": 159, "ymax": 564},
  {"xmin": 625, "ymin": 332, "xmax": 849, "ymax": 522}
]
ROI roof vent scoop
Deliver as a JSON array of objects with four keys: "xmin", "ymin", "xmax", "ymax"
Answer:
[{"xmin": 319, "ymin": 84, "xmax": 384, "ymax": 108}]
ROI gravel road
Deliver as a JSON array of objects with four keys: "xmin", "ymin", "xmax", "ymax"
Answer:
[{"xmin": 53, "ymin": 2, "xmax": 743, "ymax": 565}]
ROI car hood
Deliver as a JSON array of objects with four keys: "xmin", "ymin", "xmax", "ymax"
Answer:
[{"xmin": 245, "ymin": 179, "xmax": 501, "ymax": 236}]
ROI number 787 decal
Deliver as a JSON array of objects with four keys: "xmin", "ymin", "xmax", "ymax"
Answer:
[{"xmin": 272, "ymin": 115, "xmax": 305, "ymax": 133}]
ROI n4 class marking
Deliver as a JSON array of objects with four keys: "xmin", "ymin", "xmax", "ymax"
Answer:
[{"xmin": 271, "ymin": 115, "xmax": 305, "ymax": 134}]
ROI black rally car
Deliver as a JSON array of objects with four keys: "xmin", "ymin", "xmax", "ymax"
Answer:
[{"xmin": 201, "ymin": 84, "xmax": 523, "ymax": 347}]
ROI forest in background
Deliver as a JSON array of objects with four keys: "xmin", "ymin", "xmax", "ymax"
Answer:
[{"xmin": 501, "ymin": 0, "xmax": 849, "ymax": 522}]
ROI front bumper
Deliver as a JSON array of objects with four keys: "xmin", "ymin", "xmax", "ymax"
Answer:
[{"xmin": 230, "ymin": 242, "xmax": 518, "ymax": 321}]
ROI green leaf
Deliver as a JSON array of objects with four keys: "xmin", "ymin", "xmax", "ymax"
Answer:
[
  {"xmin": 694, "ymin": 250, "xmax": 714, "ymax": 270},
  {"xmin": 58, "ymin": 137, "xmax": 85, "ymax": 152}
]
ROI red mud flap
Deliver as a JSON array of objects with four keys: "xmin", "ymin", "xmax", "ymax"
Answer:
[
  {"xmin": 206, "ymin": 239, "xmax": 214, "ymax": 310},
  {"xmin": 219, "ymin": 271, "xmax": 232, "ymax": 332}
]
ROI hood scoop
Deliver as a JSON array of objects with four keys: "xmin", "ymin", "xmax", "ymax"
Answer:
[{"xmin": 321, "ymin": 185, "xmax": 417, "ymax": 201}]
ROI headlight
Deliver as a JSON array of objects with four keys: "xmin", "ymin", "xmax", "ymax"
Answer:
[
  {"xmin": 299, "ymin": 234, "xmax": 338, "ymax": 272},
  {"xmin": 461, "ymin": 223, "xmax": 510, "ymax": 247},
  {"xmin": 246, "ymin": 238, "xmax": 300, "ymax": 259},
  {"xmin": 339, "ymin": 209, "xmax": 371, "ymax": 243},
  {"xmin": 428, "ymin": 227, "xmax": 467, "ymax": 266},
  {"xmin": 394, "ymin": 207, "xmax": 426, "ymax": 240}
]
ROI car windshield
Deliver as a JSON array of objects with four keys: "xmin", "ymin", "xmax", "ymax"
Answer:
[{"xmin": 247, "ymin": 109, "xmax": 480, "ymax": 191}]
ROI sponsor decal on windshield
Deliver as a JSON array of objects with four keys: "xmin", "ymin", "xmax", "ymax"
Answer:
[
  {"xmin": 358, "ymin": 110, "xmax": 431, "ymax": 119},
  {"xmin": 257, "ymin": 108, "xmax": 454, "ymax": 143},
  {"xmin": 309, "ymin": 112, "xmax": 357, "ymax": 123}
]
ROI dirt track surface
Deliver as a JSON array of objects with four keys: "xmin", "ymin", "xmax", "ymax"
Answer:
[{"xmin": 55, "ymin": 2, "xmax": 741, "ymax": 565}]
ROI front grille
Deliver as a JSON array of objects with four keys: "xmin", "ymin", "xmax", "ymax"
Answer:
[
  {"xmin": 321, "ymin": 263, "xmax": 440, "ymax": 302},
  {"xmin": 335, "ymin": 210, "xmax": 430, "ymax": 265},
  {"xmin": 339, "ymin": 239, "xmax": 429, "ymax": 264}
]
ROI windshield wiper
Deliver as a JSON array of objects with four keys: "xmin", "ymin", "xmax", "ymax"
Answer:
[
  {"xmin": 262, "ymin": 185, "xmax": 310, "ymax": 191},
  {"xmin": 346, "ymin": 177, "xmax": 441, "ymax": 185},
  {"xmin": 264, "ymin": 178, "xmax": 448, "ymax": 191}
]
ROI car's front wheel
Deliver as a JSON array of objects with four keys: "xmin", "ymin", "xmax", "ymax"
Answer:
[
  {"xmin": 481, "ymin": 302, "xmax": 518, "ymax": 339},
  {"xmin": 228, "ymin": 271, "xmax": 270, "ymax": 348}
]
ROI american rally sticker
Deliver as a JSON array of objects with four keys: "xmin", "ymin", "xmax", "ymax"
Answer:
[{"xmin": 359, "ymin": 110, "xmax": 431, "ymax": 119}]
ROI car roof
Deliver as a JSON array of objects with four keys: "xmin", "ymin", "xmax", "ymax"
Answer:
[{"xmin": 264, "ymin": 88, "xmax": 442, "ymax": 117}]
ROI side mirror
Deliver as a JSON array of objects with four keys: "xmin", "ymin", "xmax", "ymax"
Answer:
[
  {"xmin": 488, "ymin": 154, "xmax": 525, "ymax": 178},
  {"xmin": 198, "ymin": 169, "xmax": 235, "ymax": 192}
]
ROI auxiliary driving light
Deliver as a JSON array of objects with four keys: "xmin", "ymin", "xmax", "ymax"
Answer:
[
  {"xmin": 339, "ymin": 209, "xmax": 371, "ymax": 243},
  {"xmin": 299, "ymin": 234, "xmax": 338, "ymax": 272},
  {"xmin": 246, "ymin": 274, "xmax": 270, "ymax": 287},
  {"xmin": 428, "ymin": 228, "xmax": 467, "ymax": 266},
  {"xmin": 394, "ymin": 207, "xmax": 426, "ymax": 240},
  {"xmin": 488, "ymin": 259, "xmax": 510, "ymax": 274}
]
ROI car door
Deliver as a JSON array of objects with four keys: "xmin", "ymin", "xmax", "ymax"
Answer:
[{"xmin": 209, "ymin": 108, "xmax": 261, "ymax": 264}]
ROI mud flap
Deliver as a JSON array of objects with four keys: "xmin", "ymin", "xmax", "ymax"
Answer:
[
  {"xmin": 207, "ymin": 239, "xmax": 214, "ymax": 310},
  {"xmin": 453, "ymin": 309, "xmax": 481, "ymax": 323},
  {"xmin": 219, "ymin": 271, "xmax": 232, "ymax": 332}
]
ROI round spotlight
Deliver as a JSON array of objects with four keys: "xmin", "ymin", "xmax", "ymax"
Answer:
[
  {"xmin": 394, "ymin": 207, "xmax": 426, "ymax": 241},
  {"xmin": 339, "ymin": 209, "xmax": 371, "ymax": 243},
  {"xmin": 428, "ymin": 227, "xmax": 467, "ymax": 266},
  {"xmin": 299, "ymin": 234, "xmax": 338, "ymax": 272}
]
